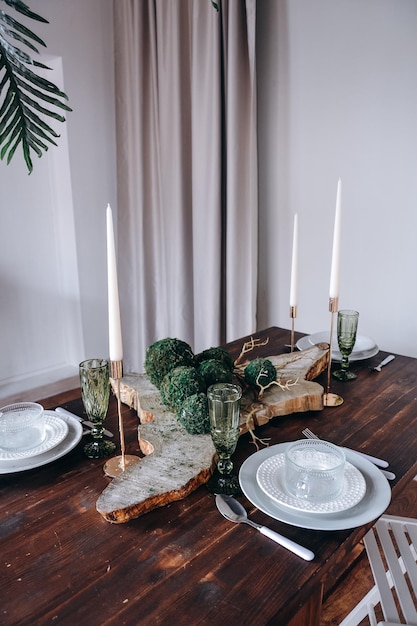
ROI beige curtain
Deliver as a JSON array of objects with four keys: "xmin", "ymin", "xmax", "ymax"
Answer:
[{"xmin": 113, "ymin": 0, "xmax": 258, "ymax": 373}]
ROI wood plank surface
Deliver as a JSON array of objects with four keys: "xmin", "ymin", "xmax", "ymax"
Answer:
[{"xmin": 1, "ymin": 327, "xmax": 417, "ymax": 626}]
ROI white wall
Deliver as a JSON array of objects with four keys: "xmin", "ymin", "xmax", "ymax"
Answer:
[
  {"xmin": 257, "ymin": 0, "xmax": 417, "ymax": 358},
  {"xmin": 0, "ymin": 0, "xmax": 116, "ymax": 401},
  {"xmin": 30, "ymin": 0, "xmax": 118, "ymax": 356}
]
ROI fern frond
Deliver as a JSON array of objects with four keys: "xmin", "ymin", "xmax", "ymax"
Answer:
[{"xmin": 0, "ymin": 0, "xmax": 71, "ymax": 173}]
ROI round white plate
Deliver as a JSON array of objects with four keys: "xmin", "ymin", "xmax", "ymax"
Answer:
[
  {"xmin": 296, "ymin": 333, "xmax": 379, "ymax": 362},
  {"xmin": 240, "ymin": 442, "xmax": 391, "ymax": 530},
  {"xmin": 0, "ymin": 414, "xmax": 69, "ymax": 460},
  {"xmin": 0, "ymin": 411, "xmax": 83, "ymax": 474},
  {"xmin": 256, "ymin": 452, "xmax": 366, "ymax": 514}
]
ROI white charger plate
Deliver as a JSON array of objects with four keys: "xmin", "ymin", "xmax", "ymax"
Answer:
[
  {"xmin": 256, "ymin": 452, "xmax": 366, "ymax": 514},
  {"xmin": 240, "ymin": 442, "xmax": 391, "ymax": 530},
  {"xmin": 0, "ymin": 411, "xmax": 83, "ymax": 474},
  {"xmin": 296, "ymin": 332, "xmax": 379, "ymax": 362},
  {"xmin": 0, "ymin": 414, "xmax": 68, "ymax": 460}
]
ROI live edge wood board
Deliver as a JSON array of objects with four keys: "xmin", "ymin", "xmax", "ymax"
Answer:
[{"xmin": 96, "ymin": 342, "xmax": 329, "ymax": 523}]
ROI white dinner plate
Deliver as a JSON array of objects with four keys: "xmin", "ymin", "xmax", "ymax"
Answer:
[
  {"xmin": 256, "ymin": 453, "xmax": 366, "ymax": 514},
  {"xmin": 240, "ymin": 442, "xmax": 391, "ymax": 530},
  {"xmin": 0, "ymin": 414, "xmax": 69, "ymax": 460},
  {"xmin": 296, "ymin": 332, "xmax": 379, "ymax": 362},
  {"xmin": 0, "ymin": 411, "xmax": 83, "ymax": 474}
]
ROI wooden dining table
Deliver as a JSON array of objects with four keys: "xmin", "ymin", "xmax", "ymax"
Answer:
[{"xmin": 1, "ymin": 326, "xmax": 417, "ymax": 626}]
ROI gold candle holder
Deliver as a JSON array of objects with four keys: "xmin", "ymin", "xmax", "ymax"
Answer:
[
  {"xmin": 103, "ymin": 360, "xmax": 141, "ymax": 477},
  {"xmin": 289, "ymin": 305, "xmax": 297, "ymax": 352},
  {"xmin": 323, "ymin": 297, "xmax": 344, "ymax": 407}
]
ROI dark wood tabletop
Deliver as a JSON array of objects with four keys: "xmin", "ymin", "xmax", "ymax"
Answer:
[{"xmin": 1, "ymin": 326, "xmax": 417, "ymax": 626}]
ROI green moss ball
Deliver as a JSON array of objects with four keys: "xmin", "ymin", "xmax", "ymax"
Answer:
[
  {"xmin": 194, "ymin": 347, "xmax": 234, "ymax": 371},
  {"xmin": 197, "ymin": 359, "xmax": 233, "ymax": 389},
  {"xmin": 177, "ymin": 393, "xmax": 210, "ymax": 435},
  {"xmin": 244, "ymin": 357, "xmax": 276, "ymax": 391},
  {"xmin": 144, "ymin": 337, "xmax": 194, "ymax": 388},
  {"xmin": 160, "ymin": 365, "xmax": 205, "ymax": 411}
]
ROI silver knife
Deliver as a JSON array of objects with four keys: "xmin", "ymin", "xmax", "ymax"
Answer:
[
  {"xmin": 380, "ymin": 469, "xmax": 396, "ymax": 481},
  {"xmin": 345, "ymin": 450, "xmax": 394, "ymax": 479},
  {"xmin": 55, "ymin": 407, "xmax": 114, "ymax": 438}
]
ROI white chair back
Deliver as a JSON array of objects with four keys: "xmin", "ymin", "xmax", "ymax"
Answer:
[{"xmin": 340, "ymin": 514, "xmax": 417, "ymax": 626}]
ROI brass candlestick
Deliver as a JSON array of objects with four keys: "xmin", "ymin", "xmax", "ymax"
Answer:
[
  {"xmin": 323, "ymin": 297, "xmax": 344, "ymax": 407},
  {"xmin": 289, "ymin": 305, "xmax": 297, "ymax": 352},
  {"xmin": 103, "ymin": 360, "xmax": 141, "ymax": 477}
]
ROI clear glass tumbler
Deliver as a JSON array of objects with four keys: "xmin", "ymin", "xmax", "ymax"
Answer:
[
  {"xmin": 285, "ymin": 439, "xmax": 346, "ymax": 502},
  {"xmin": 0, "ymin": 402, "xmax": 45, "ymax": 451}
]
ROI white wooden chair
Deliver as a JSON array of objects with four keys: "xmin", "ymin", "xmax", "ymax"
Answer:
[{"xmin": 340, "ymin": 515, "xmax": 417, "ymax": 626}]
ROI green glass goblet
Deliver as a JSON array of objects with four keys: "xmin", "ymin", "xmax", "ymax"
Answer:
[
  {"xmin": 79, "ymin": 359, "xmax": 116, "ymax": 459},
  {"xmin": 333, "ymin": 310, "xmax": 359, "ymax": 381},
  {"xmin": 206, "ymin": 382, "xmax": 242, "ymax": 495}
]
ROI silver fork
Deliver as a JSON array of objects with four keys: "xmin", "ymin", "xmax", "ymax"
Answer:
[
  {"xmin": 368, "ymin": 354, "xmax": 395, "ymax": 372},
  {"xmin": 301, "ymin": 428, "xmax": 395, "ymax": 480}
]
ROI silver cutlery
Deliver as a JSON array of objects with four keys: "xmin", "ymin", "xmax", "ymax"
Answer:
[
  {"xmin": 302, "ymin": 428, "xmax": 390, "ymax": 471},
  {"xmin": 215, "ymin": 494, "xmax": 315, "ymax": 561},
  {"xmin": 368, "ymin": 354, "xmax": 395, "ymax": 372},
  {"xmin": 367, "ymin": 466, "xmax": 395, "ymax": 481},
  {"xmin": 55, "ymin": 407, "xmax": 114, "ymax": 438}
]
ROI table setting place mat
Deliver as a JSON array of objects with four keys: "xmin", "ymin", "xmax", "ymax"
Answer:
[
  {"xmin": 0, "ymin": 410, "xmax": 83, "ymax": 473},
  {"xmin": 0, "ymin": 413, "xmax": 69, "ymax": 460},
  {"xmin": 239, "ymin": 442, "xmax": 391, "ymax": 531}
]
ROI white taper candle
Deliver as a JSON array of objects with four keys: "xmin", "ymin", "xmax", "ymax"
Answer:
[
  {"xmin": 329, "ymin": 179, "xmax": 342, "ymax": 299},
  {"xmin": 290, "ymin": 213, "xmax": 298, "ymax": 307},
  {"xmin": 106, "ymin": 204, "xmax": 123, "ymax": 361}
]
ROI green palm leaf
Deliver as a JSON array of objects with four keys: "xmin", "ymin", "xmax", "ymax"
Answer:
[{"xmin": 0, "ymin": 0, "xmax": 71, "ymax": 173}]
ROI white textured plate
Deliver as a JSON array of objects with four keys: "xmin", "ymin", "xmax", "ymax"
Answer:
[
  {"xmin": 240, "ymin": 443, "xmax": 391, "ymax": 531},
  {"xmin": 256, "ymin": 452, "xmax": 366, "ymax": 514},
  {"xmin": 0, "ymin": 414, "xmax": 69, "ymax": 460},
  {"xmin": 0, "ymin": 411, "xmax": 83, "ymax": 474},
  {"xmin": 296, "ymin": 332, "xmax": 379, "ymax": 362}
]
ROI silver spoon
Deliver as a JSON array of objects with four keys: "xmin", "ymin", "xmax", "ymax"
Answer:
[{"xmin": 215, "ymin": 494, "xmax": 314, "ymax": 561}]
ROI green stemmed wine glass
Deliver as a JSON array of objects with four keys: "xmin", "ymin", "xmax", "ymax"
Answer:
[
  {"xmin": 333, "ymin": 310, "xmax": 359, "ymax": 381},
  {"xmin": 79, "ymin": 359, "xmax": 116, "ymax": 459},
  {"xmin": 206, "ymin": 382, "xmax": 242, "ymax": 495}
]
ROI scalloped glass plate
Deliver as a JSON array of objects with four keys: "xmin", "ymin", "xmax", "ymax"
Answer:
[
  {"xmin": 256, "ymin": 452, "xmax": 366, "ymax": 514},
  {"xmin": 0, "ymin": 414, "xmax": 68, "ymax": 460}
]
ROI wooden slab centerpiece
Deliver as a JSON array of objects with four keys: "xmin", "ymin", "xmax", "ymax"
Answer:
[{"xmin": 96, "ymin": 339, "xmax": 329, "ymax": 523}]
